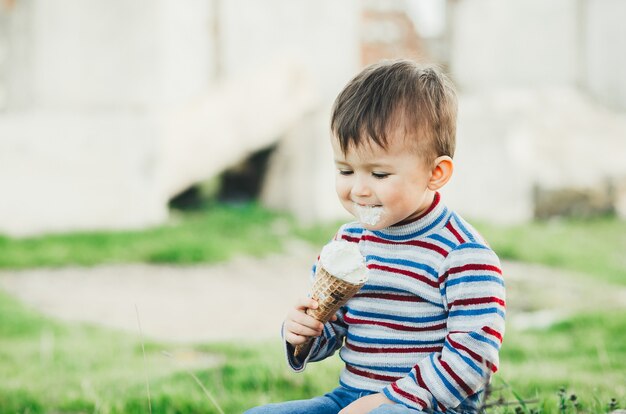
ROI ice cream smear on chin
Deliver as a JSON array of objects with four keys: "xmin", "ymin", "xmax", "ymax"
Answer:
[
  {"xmin": 354, "ymin": 203, "xmax": 383, "ymax": 226},
  {"xmin": 319, "ymin": 240, "xmax": 368, "ymax": 284}
]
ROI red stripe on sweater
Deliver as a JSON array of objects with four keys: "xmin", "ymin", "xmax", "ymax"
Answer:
[
  {"xmin": 346, "ymin": 341, "xmax": 442, "ymax": 354},
  {"xmin": 361, "ymin": 235, "xmax": 448, "ymax": 257},
  {"xmin": 368, "ymin": 264, "xmax": 439, "ymax": 288},
  {"xmin": 345, "ymin": 364, "xmax": 401, "ymax": 382},
  {"xmin": 448, "ymin": 264, "xmax": 502, "ymax": 275},
  {"xmin": 447, "ymin": 335, "xmax": 483, "ymax": 362},
  {"xmin": 344, "ymin": 315, "xmax": 447, "ymax": 332},
  {"xmin": 414, "ymin": 365, "xmax": 446, "ymax": 411},
  {"xmin": 354, "ymin": 292, "xmax": 424, "ymax": 302},
  {"xmin": 447, "ymin": 336, "xmax": 497, "ymax": 373},
  {"xmin": 341, "ymin": 235, "xmax": 361, "ymax": 243},
  {"xmin": 439, "ymin": 358, "xmax": 474, "ymax": 396},
  {"xmin": 391, "ymin": 382, "xmax": 428, "ymax": 409},
  {"xmin": 446, "ymin": 222, "xmax": 465, "ymax": 243},
  {"xmin": 450, "ymin": 296, "xmax": 506, "ymax": 307},
  {"xmin": 482, "ymin": 326, "xmax": 504, "ymax": 343}
]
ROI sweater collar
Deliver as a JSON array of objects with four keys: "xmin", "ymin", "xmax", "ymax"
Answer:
[{"xmin": 369, "ymin": 192, "xmax": 450, "ymax": 240}]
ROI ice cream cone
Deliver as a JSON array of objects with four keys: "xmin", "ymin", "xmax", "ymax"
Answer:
[{"xmin": 293, "ymin": 265, "xmax": 366, "ymax": 358}]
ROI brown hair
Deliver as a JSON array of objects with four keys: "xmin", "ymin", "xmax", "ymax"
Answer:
[{"xmin": 330, "ymin": 59, "xmax": 457, "ymax": 163}]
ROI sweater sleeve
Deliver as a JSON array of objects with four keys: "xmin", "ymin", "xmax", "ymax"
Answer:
[
  {"xmin": 285, "ymin": 305, "xmax": 349, "ymax": 371},
  {"xmin": 383, "ymin": 243, "xmax": 506, "ymax": 411},
  {"xmin": 284, "ymin": 224, "xmax": 359, "ymax": 371}
]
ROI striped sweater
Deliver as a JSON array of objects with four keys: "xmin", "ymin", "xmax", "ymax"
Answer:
[{"xmin": 286, "ymin": 193, "xmax": 506, "ymax": 411}]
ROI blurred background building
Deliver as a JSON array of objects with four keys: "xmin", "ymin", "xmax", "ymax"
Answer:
[{"xmin": 0, "ymin": 0, "xmax": 625, "ymax": 236}]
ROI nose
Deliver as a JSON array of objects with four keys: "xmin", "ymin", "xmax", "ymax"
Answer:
[{"xmin": 351, "ymin": 175, "xmax": 371, "ymax": 198}]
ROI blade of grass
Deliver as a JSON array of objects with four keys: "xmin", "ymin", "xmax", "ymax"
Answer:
[
  {"xmin": 135, "ymin": 305, "xmax": 152, "ymax": 414},
  {"xmin": 161, "ymin": 351, "xmax": 225, "ymax": 414}
]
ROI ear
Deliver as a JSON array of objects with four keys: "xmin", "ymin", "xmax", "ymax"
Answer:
[{"xmin": 428, "ymin": 156, "xmax": 454, "ymax": 191}]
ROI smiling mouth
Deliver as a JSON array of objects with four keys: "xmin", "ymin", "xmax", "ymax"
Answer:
[{"xmin": 354, "ymin": 203, "xmax": 382, "ymax": 208}]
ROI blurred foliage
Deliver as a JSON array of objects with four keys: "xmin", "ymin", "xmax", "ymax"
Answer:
[
  {"xmin": 1, "ymin": 205, "xmax": 624, "ymax": 290},
  {"xmin": 476, "ymin": 218, "xmax": 626, "ymax": 286},
  {"xmin": 0, "ymin": 203, "xmax": 287, "ymax": 269}
]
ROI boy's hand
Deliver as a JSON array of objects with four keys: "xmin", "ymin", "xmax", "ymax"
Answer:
[
  {"xmin": 283, "ymin": 297, "xmax": 337, "ymax": 345},
  {"xmin": 339, "ymin": 393, "xmax": 394, "ymax": 413}
]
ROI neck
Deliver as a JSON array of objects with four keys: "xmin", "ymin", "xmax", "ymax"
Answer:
[{"xmin": 393, "ymin": 191, "xmax": 438, "ymax": 227}]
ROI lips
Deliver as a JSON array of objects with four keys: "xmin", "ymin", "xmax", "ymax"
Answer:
[{"xmin": 354, "ymin": 202, "xmax": 382, "ymax": 208}]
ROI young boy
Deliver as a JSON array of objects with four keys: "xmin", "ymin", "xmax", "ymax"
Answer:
[{"xmin": 246, "ymin": 60, "xmax": 505, "ymax": 414}]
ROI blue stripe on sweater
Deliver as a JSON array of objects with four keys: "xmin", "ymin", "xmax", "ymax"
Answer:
[
  {"xmin": 347, "ymin": 307, "xmax": 447, "ymax": 323},
  {"xmin": 359, "ymin": 284, "xmax": 415, "ymax": 295},
  {"xmin": 344, "ymin": 227, "xmax": 364, "ymax": 235},
  {"xmin": 428, "ymin": 233, "xmax": 457, "ymax": 249},
  {"xmin": 372, "ymin": 208, "xmax": 449, "ymax": 241},
  {"xmin": 339, "ymin": 379, "xmax": 368, "ymax": 393},
  {"xmin": 383, "ymin": 388, "xmax": 404, "ymax": 406},
  {"xmin": 431, "ymin": 353, "xmax": 464, "ymax": 401},
  {"xmin": 348, "ymin": 332, "xmax": 442, "ymax": 345},
  {"xmin": 446, "ymin": 275, "xmax": 505, "ymax": 287},
  {"xmin": 449, "ymin": 307, "xmax": 505, "ymax": 318},
  {"xmin": 444, "ymin": 342, "xmax": 484, "ymax": 376},
  {"xmin": 454, "ymin": 242, "xmax": 490, "ymax": 250},
  {"xmin": 468, "ymin": 331, "xmax": 500, "ymax": 350},
  {"xmin": 408, "ymin": 370, "xmax": 417, "ymax": 382},
  {"xmin": 366, "ymin": 255, "xmax": 438, "ymax": 277}
]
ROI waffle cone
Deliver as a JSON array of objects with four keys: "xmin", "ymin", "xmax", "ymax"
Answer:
[{"xmin": 293, "ymin": 266, "xmax": 365, "ymax": 358}]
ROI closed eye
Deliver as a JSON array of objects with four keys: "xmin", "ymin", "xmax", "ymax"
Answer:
[
  {"xmin": 338, "ymin": 169, "xmax": 353, "ymax": 176},
  {"xmin": 372, "ymin": 172, "xmax": 390, "ymax": 179}
]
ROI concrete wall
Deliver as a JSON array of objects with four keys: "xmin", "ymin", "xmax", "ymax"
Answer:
[
  {"xmin": 448, "ymin": 0, "xmax": 626, "ymax": 108},
  {"xmin": 442, "ymin": 88, "xmax": 626, "ymax": 223},
  {"xmin": 220, "ymin": 0, "xmax": 360, "ymax": 104},
  {"xmin": 221, "ymin": 0, "xmax": 361, "ymax": 223},
  {"xmin": 4, "ymin": 0, "xmax": 214, "ymax": 111},
  {"xmin": 584, "ymin": 0, "xmax": 626, "ymax": 111},
  {"xmin": 444, "ymin": 0, "xmax": 626, "ymax": 223},
  {"xmin": 448, "ymin": 0, "xmax": 580, "ymax": 92},
  {"xmin": 0, "ymin": 0, "xmax": 360, "ymax": 236}
]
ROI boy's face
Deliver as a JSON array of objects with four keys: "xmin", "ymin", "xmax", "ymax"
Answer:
[{"xmin": 332, "ymin": 131, "xmax": 436, "ymax": 230}]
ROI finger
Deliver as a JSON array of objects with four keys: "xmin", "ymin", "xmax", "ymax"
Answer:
[
  {"xmin": 295, "ymin": 297, "xmax": 319, "ymax": 311},
  {"xmin": 289, "ymin": 310, "xmax": 324, "ymax": 332},
  {"xmin": 284, "ymin": 331, "xmax": 308, "ymax": 346},
  {"xmin": 284, "ymin": 319, "xmax": 322, "ymax": 337},
  {"xmin": 330, "ymin": 314, "xmax": 338, "ymax": 322}
]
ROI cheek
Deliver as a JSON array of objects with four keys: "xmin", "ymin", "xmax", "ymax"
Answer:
[
  {"xmin": 375, "ymin": 182, "xmax": 403, "ymax": 206},
  {"xmin": 335, "ymin": 177, "xmax": 350, "ymax": 199}
]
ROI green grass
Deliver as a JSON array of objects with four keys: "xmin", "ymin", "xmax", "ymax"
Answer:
[
  {"xmin": 0, "ymin": 203, "xmax": 288, "ymax": 269},
  {"xmin": 2, "ymin": 203, "xmax": 625, "ymax": 289},
  {"xmin": 1, "ymin": 207, "xmax": 625, "ymax": 412},
  {"xmin": 475, "ymin": 218, "xmax": 626, "ymax": 286},
  {"xmin": 0, "ymin": 289, "xmax": 343, "ymax": 413},
  {"xmin": 1, "ymin": 286, "xmax": 624, "ymax": 413},
  {"xmin": 496, "ymin": 311, "xmax": 626, "ymax": 412}
]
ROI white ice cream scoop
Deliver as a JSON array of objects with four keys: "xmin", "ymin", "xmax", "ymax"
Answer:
[
  {"xmin": 319, "ymin": 240, "xmax": 368, "ymax": 284},
  {"xmin": 353, "ymin": 203, "xmax": 383, "ymax": 226}
]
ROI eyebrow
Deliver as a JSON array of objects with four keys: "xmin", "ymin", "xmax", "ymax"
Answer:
[{"xmin": 333, "ymin": 159, "xmax": 393, "ymax": 169}]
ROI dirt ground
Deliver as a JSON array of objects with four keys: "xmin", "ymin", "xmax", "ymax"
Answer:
[{"xmin": 1, "ymin": 244, "xmax": 624, "ymax": 343}]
